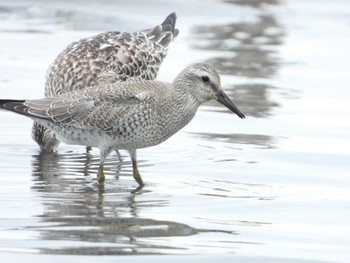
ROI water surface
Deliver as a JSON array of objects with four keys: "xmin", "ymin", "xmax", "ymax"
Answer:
[{"xmin": 0, "ymin": 0, "xmax": 349, "ymax": 262}]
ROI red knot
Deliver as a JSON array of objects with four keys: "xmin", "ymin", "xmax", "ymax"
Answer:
[
  {"xmin": 0, "ymin": 63, "xmax": 245, "ymax": 187},
  {"xmin": 33, "ymin": 12, "xmax": 179, "ymax": 152}
]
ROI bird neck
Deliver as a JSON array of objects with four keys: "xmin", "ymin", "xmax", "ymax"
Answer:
[{"xmin": 171, "ymin": 83, "xmax": 201, "ymax": 128}]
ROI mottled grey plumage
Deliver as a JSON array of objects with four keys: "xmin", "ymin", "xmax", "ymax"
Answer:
[
  {"xmin": 33, "ymin": 12, "xmax": 179, "ymax": 152},
  {"xmin": 0, "ymin": 63, "xmax": 245, "ymax": 186}
]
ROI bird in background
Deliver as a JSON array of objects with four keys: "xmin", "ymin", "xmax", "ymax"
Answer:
[
  {"xmin": 0, "ymin": 63, "xmax": 245, "ymax": 187},
  {"xmin": 33, "ymin": 12, "xmax": 179, "ymax": 152}
]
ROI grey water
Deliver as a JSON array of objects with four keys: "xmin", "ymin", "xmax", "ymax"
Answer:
[{"xmin": 0, "ymin": 0, "xmax": 349, "ymax": 262}]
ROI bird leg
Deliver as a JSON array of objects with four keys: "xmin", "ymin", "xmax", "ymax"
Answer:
[
  {"xmin": 97, "ymin": 146, "xmax": 113, "ymax": 184},
  {"xmin": 97, "ymin": 164, "xmax": 105, "ymax": 184},
  {"xmin": 128, "ymin": 149, "xmax": 144, "ymax": 187}
]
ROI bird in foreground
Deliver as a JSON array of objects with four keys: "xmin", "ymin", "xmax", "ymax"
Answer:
[
  {"xmin": 0, "ymin": 63, "xmax": 245, "ymax": 187},
  {"xmin": 33, "ymin": 12, "xmax": 179, "ymax": 153}
]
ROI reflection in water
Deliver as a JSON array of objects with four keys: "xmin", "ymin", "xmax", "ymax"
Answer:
[
  {"xmin": 31, "ymin": 151, "xmax": 124, "ymax": 192},
  {"xmin": 187, "ymin": 132, "xmax": 278, "ymax": 149},
  {"xmin": 204, "ymin": 50, "xmax": 277, "ymax": 78},
  {"xmin": 0, "ymin": 3, "xmax": 128, "ymax": 33},
  {"xmin": 192, "ymin": 15, "xmax": 284, "ymax": 78},
  {"xmin": 231, "ymin": 84, "xmax": 279, "ymax": 118},
  {"xmin": 192, "ymin": 10, "xmax": 285, "ymax": 118},
  {"xmin": 29, "ymin": 152, "xmax": 237, "ymax": 255},
  {"xmin": 205, "ymin": 83, "xmax": 279, "ymax": 118},
  {"xmin": 224, "ymin": 0, "xmax": 279, "ymax": 8},
  {"xmin": 194, "ymin": 15, "xmax": 283, "ymax": 78}
]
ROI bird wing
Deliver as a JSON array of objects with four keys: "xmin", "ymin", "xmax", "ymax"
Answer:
[
  {"xmin": 25, "ymin": 88, "xmax": 156, "ymax": 132},
  {"xmin": 45, "ymin": 13, "xmax": 179, "ymax": 97}
]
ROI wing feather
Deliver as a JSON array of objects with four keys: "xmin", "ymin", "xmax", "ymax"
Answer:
[{"xmin": 25, "ymin": 87, "xmax": 156, "ymax": 131}]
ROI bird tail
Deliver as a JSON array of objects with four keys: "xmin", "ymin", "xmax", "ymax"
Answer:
[
  {"xmin": 0, "ymin": 99, "xmax": 26, "ymax": 112},
  {"xmin": 161, "ymin": 12, "xmax": 179, "ymax": 38},
  {"xmin": 0, "ymin": 99, "xmax": 51, "ymax": 121},
  {"xmin": 144, "ymin": 12, "xmax": 179, "ymax": 47}
]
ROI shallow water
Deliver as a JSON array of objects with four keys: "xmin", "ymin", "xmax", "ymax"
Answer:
[{"xmin": 0, "ymin": 0, "xmax": 349, "ymax": 262}]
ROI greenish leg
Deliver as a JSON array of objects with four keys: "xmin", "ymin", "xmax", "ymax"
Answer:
[
  {"xmin": 129, "ymin": 149, "xmax": 144, "ymax": 187},
  {"xmin": 97, "ymin": 146, "xmax": 113, "ymax": 184},
  {"xmin": 97, "ymin": 164, "xmax": 105, "ymax": 184}
]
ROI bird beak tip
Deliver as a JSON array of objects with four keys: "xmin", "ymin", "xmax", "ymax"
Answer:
[{"xmin": 216, "ymin": 91, "xmax": 245, "ymax": 119}]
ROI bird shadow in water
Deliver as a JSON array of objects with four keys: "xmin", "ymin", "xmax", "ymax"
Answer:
[
  {"xmin": 30, "ymin": 149, "xmax": 143, "ymax": 193},
  {"xmin": 30, "ymin": 149, "xmax": 147, "ymax": 216},
  {"xmin": 26, "ymin": 150, "xmax": 241, "ymax": 255}
]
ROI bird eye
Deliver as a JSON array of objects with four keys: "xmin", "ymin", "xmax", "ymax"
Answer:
[{"xmin": 201, "ymin": 76, "xmax": 210, "ymax": 82}]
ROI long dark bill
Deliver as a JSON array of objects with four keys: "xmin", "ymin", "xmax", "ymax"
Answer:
[{"xmin": 216, "ymin": 91, "xmax": 245, "ymax": 119}]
